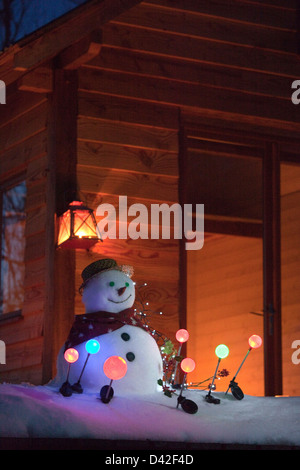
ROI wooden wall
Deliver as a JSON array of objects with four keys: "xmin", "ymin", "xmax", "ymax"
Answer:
[
  {"xmin": 75, "ymin": 68, "xmax": 180, "ymax": 344},
  {"xmin": 0, "ymin": 87, "xmax": 51, "ymax": 384},
  {"xmin": 1, "ymin": 0, "xmax": 299, "ymax": 387}
]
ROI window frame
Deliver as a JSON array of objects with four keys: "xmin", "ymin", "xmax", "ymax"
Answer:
[{"xmin": 0, "ymin": 173, "xmax": 27, "ymax": 321}]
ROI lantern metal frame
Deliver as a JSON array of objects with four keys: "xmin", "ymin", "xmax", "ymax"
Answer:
[{"xmin": 56, "ymin": 200, "xmax": 102, "ymax": 250}]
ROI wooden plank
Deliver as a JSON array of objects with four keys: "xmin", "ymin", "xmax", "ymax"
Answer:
[
  {"xmin": 188, "ymin": 140, "xmax": 264, "ymax": 160},
  {"xmin": 57, "ymin": 30, "xmax": 102, "ymax": 70},
  {"xmin": 0, "ymin": 131, "xmax": 47, "ymax": 183},
  {"xmin": 77, "ymin": 141, "xmax": 178, "ymax": 177},
  {"xmin": 115, "ymin": 3, "xmax": 297, "ymax": 53},
  {"xmin": 5, "ymin": 337, "xmax": 44, "ymax": 370},
  {"xmin": 76, "ymin": 247, "xmax": 179, "ymax": 283},
  {"xmin": 183, "ymin": 110, "xmax": 300, "ymax": 142},
  {"xmin": 77, "ymin": 116, "xmax": 178, "ymax": 151},
  {"xmin": 145, "ymin": 0, "xmax": 298, "ymax": 30},
  {"xmin": 87, "ymin": 47, "xmax": 293, "ymax": 100},
  {"xmin": 0, "ymin": 311, "xmax": 43, "ymax": 345},
  {"xmin": 18, "ymin": 64, "xmax": 53, "ymax": 93},
  {"xmin": 78, "ymin": 67, "xmax": 300, "ymax": 125},
  {"xmin": 0, "ymin": 101, "xmax": 48, "ymax": 151},
  {"xmin": 12, "ymin": 0, "xmax": 144, "ymax": 71},
  {"xmin": 78, "ymin": 90, "xmax": 179, "ymax": 130},
  {"xmin": 102, "ymin": 23, "xmax": 300, "ymax": 77},
  {"xmin": 0, "ymin": 89, "xmax": 47, "ymax": 128},
  {"xmin": 25, "ymin": 205, "xmax": 47, "ymax": 237},
  {"xmin": 77, "ymin": 164, "xmax": 178, "ymax": 203},
  {"xmin": 24, "ymin": 232, "xmax": 46, "ymax": 263},
  {"xmin": 24, "ymin": 258, "xmax": 47, "ymax": 289}
]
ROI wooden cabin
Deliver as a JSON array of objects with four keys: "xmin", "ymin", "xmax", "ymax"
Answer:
[{"xmin": 0, "ymin": 0, "xmax": 299, "ymax": 397}]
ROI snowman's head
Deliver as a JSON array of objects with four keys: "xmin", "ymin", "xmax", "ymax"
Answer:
[{"xmin": 81, "ymin": 268, "xmax": 135, "ymax": 313}]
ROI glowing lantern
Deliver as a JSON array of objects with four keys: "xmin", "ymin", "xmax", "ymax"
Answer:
[
  {"xmin": 225, "ymin": 334, "xmax": 263, "ymax": 400},
  {"xmin": 173, "ymin": 329, "xmax": 190, "ymax": 385},
  {"xmin": 71, "ymin": 339, "xmax": 101, "ymax": 394},
  {"xmin": 180, "ymin": 357, "xmax": 195, "ymax": 373},
  {"xmin": 248, "ymin": 334, "xmax": 262, "ymax": 349},
  {"xmin": 57, "ymin": 201, "xmax": 102, "ymax": 250},
  {"xmin": 176, "ymin": 329, "xmax": 189, "ymax": 343},
  {"xmin": 215, "ymin": 344, "xmax": 230, "ymax": 359},
  {"xmin": 101, "ymin": 356, "xmax": 128, "ymax": 403},
  {"xmin": 103, "ymin": 355, "xmax": 127, "ymax": 380},
  {"xmin": 60, "ymin": 347, "xmax": 79, "ymax": 397},
  {"xmin": 206, "ymin": 344, "xmax": 229, "ymax": 404},
  {"xmin": 86, "ymin": 339, "xmax": 101, "ymax": 355},
  {"xmin": 64, "ymin": 347, "xmax": 79, "ymax": 364}
]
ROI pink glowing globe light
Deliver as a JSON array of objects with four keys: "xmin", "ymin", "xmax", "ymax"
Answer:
[
  {"xmin": 175, "ymin": 329, "xmax": 189, "ymax": 343},
  {"xmin": 103, "ymin": 356, "xmax": 128, "ymax": 380},
  {"xmin": 248, "ymin": 334, "xmax": 262, "ymax": 349},
  {"xmin": 180, "ymin": 357, "xmax": 196, "ymax": 373},
  {"xmin": 64, "ymin": 348, "xmax": 79, "ymax": 364}
]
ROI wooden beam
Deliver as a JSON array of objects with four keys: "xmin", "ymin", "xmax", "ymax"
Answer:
[
  {"xmin": 12, "ymin": 0, "xmax": 143, "ymax": 72},
  {"xmin": 57, "ymin": 31, "xmax": 102, "ymax": 70},
  {"xmin": 263, "ymin": 142, "xmax": 282, "ymax": 396},
  {"xmin": 45, "ymin": 68, "xmax": 78, "ymax": 379},
  {"xmin": 18, "ymin": 64, "xmax": 53, "ymax": 93}
]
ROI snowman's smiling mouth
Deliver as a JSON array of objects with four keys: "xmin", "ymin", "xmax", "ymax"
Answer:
[{"xmin": 108, "ymin": 294, "xmax": 132, "ymax": 304}]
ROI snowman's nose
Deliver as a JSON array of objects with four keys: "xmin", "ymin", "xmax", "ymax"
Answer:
[{"xmin": 117, "ymin": 286, "xmax": 127, "ymax": 296}]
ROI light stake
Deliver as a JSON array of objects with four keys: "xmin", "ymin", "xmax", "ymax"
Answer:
[
  {"xmin": 173, "ymin": 329, "xmax": 189, "ymax": 385},
  {"xmin": 225, "ymin": 334, "xmax": 262, "ymax": 400},
  {"xmin": 59, "ymin": 348, "xmax": 79, "ymax": 397},
  {"xmin": 205, "ymin": 344, "xmax": 229, "ymax": 404},
  {"xmin": 100, "ymin": 356, "xmax": 127, "ymax": 403},
  {"xmin": 72, "ymin": 339, "xmax": 100, "ymax": 393},
  {"xmin": 176, "ymin": 358, "xmax": 198, "ymax": 414}
]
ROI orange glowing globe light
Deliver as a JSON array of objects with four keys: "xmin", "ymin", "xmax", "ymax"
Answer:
[
  {"xmin": 248, "ymin": 334, "xmax": 262, "ymax": 349},
  {"xmin": 103, "ymin": 356, "xmax": 127, "ymax": 381},
  {"xmin": 180, "ymin": 357, "xmax": 196, "ymax": 373},
  {"xmin": 64, "ymin": 348, "xmax": 79, "ymax": 364},
  {"xmin": 175, "ymin": 329, "xmax": 189, "ymax": 343}
]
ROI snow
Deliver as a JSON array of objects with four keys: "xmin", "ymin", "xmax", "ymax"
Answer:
[{"xmin": 1, "ymin": 382, "xmax": 300, "ymax": 448}]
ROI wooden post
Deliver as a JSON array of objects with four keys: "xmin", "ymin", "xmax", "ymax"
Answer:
[
  {"xmin": 262, "ymin": 142, "xmax": 282, "ymax": 396},
  {"xmin": 45, "ymin": 68, "xmax": 77, "ymax": 380}
]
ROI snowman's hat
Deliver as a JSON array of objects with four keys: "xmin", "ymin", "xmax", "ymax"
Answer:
[{"xmin": 79, "ymin": 258, "xmax": 133, "ymax": 293}]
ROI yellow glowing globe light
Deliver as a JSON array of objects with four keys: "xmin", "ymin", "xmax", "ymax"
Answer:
[
  {"xmin": 248, "ymin": 334, "xmax": 262, "ymax": 349},
  {"xmin": 215, "ymin": 344, "xmax": 229, "ymax": 359},
  {"xmin": 225, "ymin": 335, "xmax": 263, "ymax": 396},
  {"xmin": 64, "ymin": 347, "xmax": 79, "ymax": 364}
]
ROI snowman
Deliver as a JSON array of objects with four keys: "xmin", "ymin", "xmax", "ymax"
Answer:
[{"xmin": 52, "ymin": 258, "xmax": 163, "ymax": 396}]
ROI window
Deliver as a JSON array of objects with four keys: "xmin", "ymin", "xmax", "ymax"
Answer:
[{"xmin": 0, "ymin": 179, "xmax": 27, "ymax": 316}]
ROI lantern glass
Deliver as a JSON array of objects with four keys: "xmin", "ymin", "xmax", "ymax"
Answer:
[{"xmin": 57, "ymin": 201, "xmax": 100, "ymax": 249}]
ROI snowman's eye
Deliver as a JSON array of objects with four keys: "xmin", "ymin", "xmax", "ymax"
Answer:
[
  {"xmin": 109, "ymin": 281, "xmax": 115, "ymax": 287},
  {"xmin": 125, "ymin": 282, "xmax": 129, "ymax": 287}
]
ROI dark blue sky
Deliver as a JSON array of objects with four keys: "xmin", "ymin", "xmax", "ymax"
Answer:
[{"xmin": 0, "ymin": 0, "xmax": 89, "ymax": 50}]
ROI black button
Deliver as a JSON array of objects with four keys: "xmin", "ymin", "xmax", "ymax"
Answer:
[
  {"xmin": 126, "ymin": 352, "xmax": 135, "ymax": 362},
  {"xmin": 121, "ymin": 332, "xmax": 130, "ymax": 341}
]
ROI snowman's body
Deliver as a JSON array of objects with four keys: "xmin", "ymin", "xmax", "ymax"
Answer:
[{"xmin": 52, "ymin": 263, "xmax": 163, "ymax": 396}]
